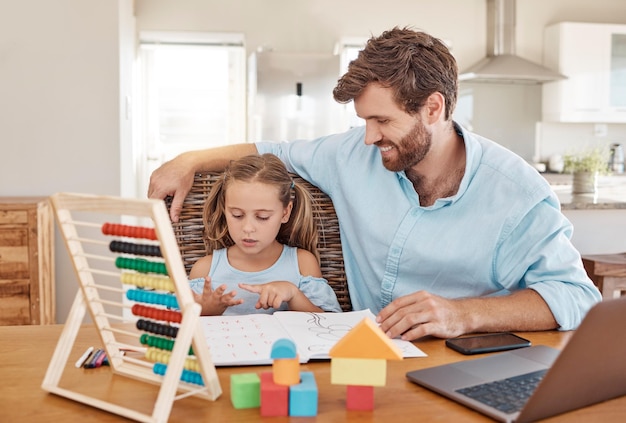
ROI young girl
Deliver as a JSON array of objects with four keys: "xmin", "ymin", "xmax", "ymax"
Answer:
[{"xmin": 188, "ymin": 153, "xmax": 341, "ymax": 315}]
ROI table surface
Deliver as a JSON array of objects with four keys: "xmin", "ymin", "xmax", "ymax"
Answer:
[{"xmin": 1, "ymin": 324, "xmax": 625, "ymax": 422}]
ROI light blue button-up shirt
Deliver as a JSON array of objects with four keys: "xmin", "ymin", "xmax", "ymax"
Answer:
[{"xmin": 256, "ymin": 124, "xmax": 601, "ymax": 330}]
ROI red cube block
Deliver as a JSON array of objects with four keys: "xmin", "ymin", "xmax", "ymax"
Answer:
[
  {"xmin": 346, "ymin": 385, "xmax": 374, "ymax": 411},
  {"xmin": 260, "ymin": 371, "xmax": 289, "ymax": 416}
]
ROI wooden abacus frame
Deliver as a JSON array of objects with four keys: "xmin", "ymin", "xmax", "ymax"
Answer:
[{"xmin": 42, "ymin": 193, "xmax": 222, "ymax": 423}]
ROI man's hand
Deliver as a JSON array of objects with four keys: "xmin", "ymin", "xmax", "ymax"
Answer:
[
  {"xmin": 376, "ymin": 291, "xmax": 470, "ymax": 341},
  {"xmin": 376, "ymin": 289, "xmax": 558, "ymax": 341},
  {"xmin": 147, "ymin": 155, "xmax": 196, "ymax": 222},
  {"xmin": 193, "ymin": 277, "xmax": 243, "ymax": 315}
]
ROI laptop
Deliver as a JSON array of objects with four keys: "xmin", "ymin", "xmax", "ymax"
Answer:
[{"xmin": 406, "ymin": 296, "xmax": 626, "ymax": 422}]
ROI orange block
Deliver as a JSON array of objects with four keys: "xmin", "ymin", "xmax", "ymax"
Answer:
[
  {"xmin": 329, "ymin": 317, "xmax": 402, "ymax": 360},
  {"xmin": 272, "ymin": 356, "xmax": 300, "ymax": 386}
]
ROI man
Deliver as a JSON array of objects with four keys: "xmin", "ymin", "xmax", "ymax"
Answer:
[{"xmin": 149, "ymin": 27, "xmax": 601, "ymax": 341}]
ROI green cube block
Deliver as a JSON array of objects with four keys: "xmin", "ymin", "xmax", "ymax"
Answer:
[{"xmin": 230, "ymin": 373, "xmax": 261, "ymax": 409}]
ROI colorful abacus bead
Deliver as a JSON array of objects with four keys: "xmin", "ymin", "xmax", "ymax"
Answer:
[
  {"xmin": 136, "ymin": 319, "xmax": 180, "ymax": 338},
  {"xmin": 132, "ymin": 304, "xmax": 182, "ymax": 324},
  {"xmin": 115, "ymin": 257, "xmax": 167, "ymax": 275},
  {"xmin": 153, "ymin": 363, "xmax": 204, "ymax": 386},
  {"xmin": 101, "ymin": 222, "xmax": 157, "ymax": 240},
  {"xmin": 140, "ymin": 333, "xmax": 194, "ymax": 355},
  {"xmin": 120, "ymin": 273, "xmax": 175, "ymax": 291},
  {"xmin": 126, "ymin": 289, "xmax": 178, "ymax": 309},
  {"xmin": 145, "ymin": 348, "xmax": 200, "ymax": 372},
  {"xmin": 109, "ymin": 240, "xmax": 162, "ymax": 257}
]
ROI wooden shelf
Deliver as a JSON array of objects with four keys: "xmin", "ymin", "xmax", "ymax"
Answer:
[{"xmin": 0, "ymin": 197, "xmax": 55, "ymax": 325}]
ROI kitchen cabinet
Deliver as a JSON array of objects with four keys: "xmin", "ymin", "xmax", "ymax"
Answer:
[
  {"xmin": 542, "ymin": 22, "xmax": 626, "ymax": 123},
  {"xmin": 0, "ymin": 197, "xmax": 55, "ymax": 325}
]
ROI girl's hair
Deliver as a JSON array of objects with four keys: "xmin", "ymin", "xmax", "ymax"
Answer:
[
  {"xmin": 202, "ymin": 154, "xmax": 320, "ymax": 261},
  {"xmin": 333, "ymin": 26, "xmax": 458, "ymax": 120}
]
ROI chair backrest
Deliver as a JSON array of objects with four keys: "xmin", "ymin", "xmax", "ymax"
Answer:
[{"xmin": 167, "ymin": 171, "xmax": 352, "ymax": 311}]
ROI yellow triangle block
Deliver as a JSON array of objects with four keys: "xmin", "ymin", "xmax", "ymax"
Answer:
[{"xmin": 329, "ymin": 317, "xmax": 402, "ymax": 360}]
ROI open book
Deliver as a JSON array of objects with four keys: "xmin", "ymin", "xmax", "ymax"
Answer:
[{"xmin": 199, "ymin": 309, "xmax": 426, "ymax": 366}]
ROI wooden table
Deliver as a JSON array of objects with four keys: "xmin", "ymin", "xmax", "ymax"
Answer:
[{"xmin": 1, "ymin": 324, "xmax": 625, "ymax": 422}]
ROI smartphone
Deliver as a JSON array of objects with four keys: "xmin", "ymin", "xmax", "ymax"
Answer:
[{"xmin": 445, "ymin": 332, "xmax": 531, "ymax": 355}]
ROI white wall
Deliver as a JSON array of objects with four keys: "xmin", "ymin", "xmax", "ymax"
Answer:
[
  {"xmin": 134, "ymin": 0, "xmax": 626, "ymax": 162},
  {"xmin": 134, "ymin": 0, "xmax": 487, "ymax": 60},
  {"xmin": 133, "ymin": 0, "xmax": 626, "ymax": 65},
  {"xmin": 538, "ymin": 122, "xmax": 626, "ymax": 162},
  {"xmin": 0, "ymin": 0, "xmax": 134, "ymax": 323},
  {"xmin": 1, "ymin": 1, "xmax": 120, "ymax": 197},
  {"xmin": 564, "ymin": 210, "xmax": 626, "ymax": 255},
  {"xmin": 2, "ymin": 0, "xmax": 626, "ymax": 323}
]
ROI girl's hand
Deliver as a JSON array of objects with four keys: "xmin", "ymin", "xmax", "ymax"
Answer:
[
  {"xmin": 193, "ymin": 276, "xmax": 243, "ymax": 315},
  {"xmin": 238, "ymin": 281, "xmax": 298, "ymax": 310}
]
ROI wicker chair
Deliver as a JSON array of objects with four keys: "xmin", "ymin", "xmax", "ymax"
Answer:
[{"xmin": 166, "ymin": 171, "xmax": 352, "ymax": 311}]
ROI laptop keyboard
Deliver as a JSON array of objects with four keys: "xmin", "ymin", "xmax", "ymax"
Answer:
[{"xmin": 456, "ymin": 369, "xmax": 548, "ymax": 414}]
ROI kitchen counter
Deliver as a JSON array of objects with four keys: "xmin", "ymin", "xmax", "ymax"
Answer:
[
  {"xmin": 540, "ymin": 173, "xmax": 626, "ymax": 255},
  {"xmin": 543, "ymin": 173, "xmax": 626, "ymax": 210}
]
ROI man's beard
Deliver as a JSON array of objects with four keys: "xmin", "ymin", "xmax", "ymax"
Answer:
[{"xmin": 379, "ymin": 119, "xmax": 432, "ymax": 172}]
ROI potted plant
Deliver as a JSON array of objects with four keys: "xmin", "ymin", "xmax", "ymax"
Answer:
[{"xmin": 562, "ymin": 149, "xmax": 609, "ymax": 194}]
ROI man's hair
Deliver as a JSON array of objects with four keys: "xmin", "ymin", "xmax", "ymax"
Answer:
[{"xmin": 333, "ymin": 26, "xmax": 458, "ymax": 120}]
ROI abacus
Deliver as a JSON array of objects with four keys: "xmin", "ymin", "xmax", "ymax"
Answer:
[{"xmin": 42, "ymin": 193, "xmax": 221, "ymax": 423}]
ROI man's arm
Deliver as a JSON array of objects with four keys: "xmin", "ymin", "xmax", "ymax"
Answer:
[
  {"xmin": 148, "ymin": 143, "xmax": 257, "ymax": 221},
  {"xmin": 376, "ymin": 289, "xmax": 558, "ymax": 341}
]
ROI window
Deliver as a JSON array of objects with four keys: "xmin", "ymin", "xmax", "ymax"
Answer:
[
  {"xmin": 335, "ymin": 37, "xmax": 367, "ymax": 129},
  {"xmin": 133, "ymin": 31, "xmax": 246, "ymax": 198}
]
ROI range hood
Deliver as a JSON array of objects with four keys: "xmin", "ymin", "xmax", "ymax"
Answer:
[{"xmin": 459, "ymin": 0, "xmax": 565, "ymax": 84}]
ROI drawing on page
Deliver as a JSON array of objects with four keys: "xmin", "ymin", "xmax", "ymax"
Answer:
[
  {"xmin": 303, "ymin": 312, "xmax": 354, "ymax": 353},
  {"xmin": 306, "ymin": 313, "xmax": 353, "ymax": 340}
]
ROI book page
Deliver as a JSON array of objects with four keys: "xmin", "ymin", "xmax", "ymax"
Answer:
[
  {"xmin": 199, "ymin": 310, "xmax": 426, "ymax": 366},
  {"xmin": 273, "ymin": 309, "xmax": 426, "ymax": 359},
  {"xmin": 199, "ymin": 314, "xmax": 290, "ymax": 366}
]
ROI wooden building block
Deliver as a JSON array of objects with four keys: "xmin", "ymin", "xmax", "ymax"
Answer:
[
  {"xmin": 329, "ymin": 317, "xmax": 402, "ymax": 360},
  {"xmin": 331, "ymin": 357, "xmax": 387, "ymax": 386},
  {"xmin": 273, "ymin": 356, "xmax": 300, "ymax": 386},
  {"xmin": 271, "ymin": 338, "xmax": 297, "ymax": 359},
  {"xmin": 289, "ymin": 371, "xmax": 318, "ymax": 416},
  {"xmin": 346, "ymin": 385, "xmax": 374, "ymax": 411},
  {"xmin": 230, "ymin": 373, "xmax": 260, "ymax": 409},
  {"xmin": 260, "ymin": 371, "xmax": 289, "ymax": 416}
]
